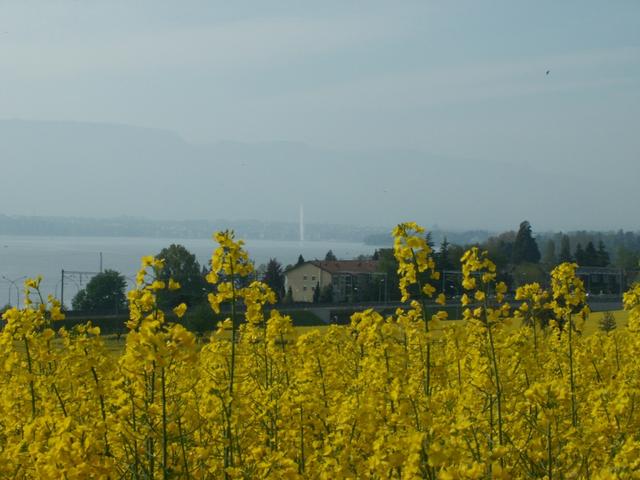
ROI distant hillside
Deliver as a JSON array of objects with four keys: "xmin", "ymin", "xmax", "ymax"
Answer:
[
  {"xmin": 364, "ymin": 230, "xmax": 491, "ymax": 247},
  {"xmin": 0, "ymin": 214, "xmax": 389, "ymax": 243},
  {"xmin": 1, "ymin": 119, "xmax": 632, "ymax": 231}
]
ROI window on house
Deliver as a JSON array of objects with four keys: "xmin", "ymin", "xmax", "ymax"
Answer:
[
  {"xmin": 303, "ymin": 286, "xmax": 307, "ymax": 291},
  {"xmin": 303, "ymin": 275, "xmax": 307, "ymax": 280},
  {"xmin": 312, "ymin": 276, "xmax": 316, "ymax": 281}
]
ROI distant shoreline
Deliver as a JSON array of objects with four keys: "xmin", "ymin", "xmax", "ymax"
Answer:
[{"xmin": 0, "ymin": 214, "xmax": 388, "ymax": 244}]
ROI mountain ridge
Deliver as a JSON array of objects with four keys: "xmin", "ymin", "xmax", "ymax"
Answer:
[{"xmin": 1, "ymin": 118, "xmax": 635, "ymax": 231}]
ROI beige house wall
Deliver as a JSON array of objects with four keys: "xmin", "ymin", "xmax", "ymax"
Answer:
[{"xmin": 285, "ymin": 263, "xmax": 332, "ymax": 303}]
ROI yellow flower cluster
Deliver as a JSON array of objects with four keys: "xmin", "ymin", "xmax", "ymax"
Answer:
[
  {"xmin": 624, "ymin": 282, "xmax": 640, "ymax": 332},
  {"xmin": 392, "ymin": 222, "xmax": 438, "ymax": 303},
  {"xmin": 550, "ymin": 262, "xmax": 589, "ymax": 319},
  {"xmin": 0, "ymin": 224, "xmax": 639, "ymax": 478}
]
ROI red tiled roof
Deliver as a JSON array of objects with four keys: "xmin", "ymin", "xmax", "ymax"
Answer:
[{"xmin": 311, "ymin": 260, "xmax": 379, "ymax": 274}]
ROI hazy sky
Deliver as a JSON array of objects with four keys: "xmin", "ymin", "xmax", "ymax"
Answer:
[{"xmin": 0, "ymin": 1, "xmax": 639, "ymax": 231}]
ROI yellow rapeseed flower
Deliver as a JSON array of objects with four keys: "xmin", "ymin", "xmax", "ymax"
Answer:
[{"xmin": 173, "ymin": 303, "xmax": 188, "ymax": 318}]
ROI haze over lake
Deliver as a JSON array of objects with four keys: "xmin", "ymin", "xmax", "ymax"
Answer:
[{"xmin": 1, "ymin": 1, "xmax": 638, "ymax": 303}]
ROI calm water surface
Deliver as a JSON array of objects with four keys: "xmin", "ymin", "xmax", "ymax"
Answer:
[{"xmin": 0, "ymin": 235, "xmax": 376, "ymax": 307}]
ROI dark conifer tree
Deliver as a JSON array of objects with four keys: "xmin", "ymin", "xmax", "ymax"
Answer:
[
  {"xmin": 574, "ymin": 243, "xmax": 586, "ymax": 265},
  {"xmin": 542, "ymin": 239, "xmax": 557, "ymax": 266},
  {"xmin": 425, "ymin": 232, "xmax": 435, "ymax": 250},
  {"xmin": 436, "ymin": 237, "xmax": 453, "ymax": 271},
  {"xmin": 313, "ymin": 281, "xmax": 321, "ymax": 303},
  {"xmin": 597, "ymin": 240, "xmax": 610, "ymax": 267},
  {"xmin": 324, "ymin": 250, "xmax": 337, "ymax": 261},
  {"xmin": 559, "ymin": 235, "xmax": 573, "ymax": 263},
  {"xmin": 263, "ymin": 258, "xmax": 285, "ymax": 301},
  {"xmin": 584, "ymin": 241, "xmax": 599, "ymax": 267},
  {"xmin": 512, "ymin": 221, "xmax": 541, "ymax": 264}
]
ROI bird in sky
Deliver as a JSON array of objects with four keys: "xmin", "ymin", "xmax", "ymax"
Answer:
[{"xmin": 546, "ymin": 70, "xmax": 550, "ymax": 75}]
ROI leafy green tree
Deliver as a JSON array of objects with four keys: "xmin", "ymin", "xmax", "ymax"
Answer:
[
  {"xmin": 376, "ymin": 248, "xmax": 400, "ymax": 301},
  {"xmin": 512, "ymin": 221, "xmax": 541, "ymax": 264},
  {"xmin": 319, "ymin": 284, "xmax": 334, "ymax": 303},
  {"xmin": 71, "ymin": 269, "xmax": 127, "ymax": 313},
  {"xmin": 599, "ymin": 311, "xmax": 617, "ymax": 333},
  {"xmin": 324, "ymin": 250, "xmax": 337, "ymax": 261},
  {"xmin": 447, "ymin": 244, "xmax": 465, "ymax": 269},
  {"xmin": 296, "ymin": 255, "xmax": 305, "ymax": 266},
  {"xmin": 513, "ymin": 263, "xmax": 547, "ymax": 288},
  {"xmin": 254, "ymin": 263, "xmax": 267, "ymax": 282},
  {"xmin": 615, "ymin": 246, "xmax": 639, "ymax": 269},
  {"xmin": 262, "ymin": 258, "xmax": 285, "ymax": 301},
  {"xmin": 542, "ymin": 239, "xmax": 557, "ymax": 266},
  {"xmin": 484, "ymin": 231, "xmax": 515, "ymax": 269},
  {"xmin": 559, "ymin": 235, "xmax": 573, "ymax": 263},
  {"xmin": 155, "ymin": 244, "xmax": 207, "ymax": 309}
]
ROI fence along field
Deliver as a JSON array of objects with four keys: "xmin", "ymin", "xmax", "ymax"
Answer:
[{"xmin": 2, "ymin": 222, "xmax": 640, "ymax": 479}]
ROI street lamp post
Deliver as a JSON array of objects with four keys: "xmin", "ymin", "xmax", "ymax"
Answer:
[
  {"xmin": 377, "ymin": 275, "xmax": 388, "ymax": 304},
  {"xmin": 385, "ymin": 273, "xmax": 389, "ymax": 303},
  {"xmin": 3, "ymin": 282, "xmax": 9, "ymax": 307}
]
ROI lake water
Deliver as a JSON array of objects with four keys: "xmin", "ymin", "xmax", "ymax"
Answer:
[{"xmin": 0, "ymin": 235, "xmax": 376, "ymax": 307}]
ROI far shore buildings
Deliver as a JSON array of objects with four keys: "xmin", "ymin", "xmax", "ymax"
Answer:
[{"xmin": 284, "ymin": 260, "xmax": 386, "ymax": 303}]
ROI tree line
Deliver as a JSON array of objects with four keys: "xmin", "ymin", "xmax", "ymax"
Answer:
[
  {"xmin": 69, "ymin": 245, "xmax": 337, "ymax": 314},
  {"xmin": 69, "ymin": 222, "xmax": 640, "ymax": 313}
]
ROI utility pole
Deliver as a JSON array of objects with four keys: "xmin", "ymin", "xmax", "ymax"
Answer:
[
  {"xmin": 2, "ymin": 276, "xmax": 25, "ymax": 308},
  {"xmin": 60, "ymin": 269, "xmax": 100, "ymax": 310},
  {"xmin": 61, "ymin": 269, "xmax": 65, "ymax": 308}
]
